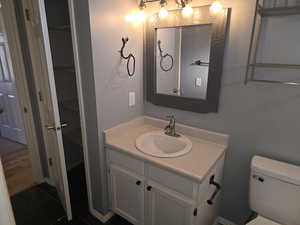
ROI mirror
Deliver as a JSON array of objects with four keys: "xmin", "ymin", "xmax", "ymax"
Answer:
[
  {"xmin": 145, "ymin": 6, "xmax": 231, "ymax": 113},
  {"xmin": 156, "ymin": 25, "xmax": 212, "ymax": 100}
]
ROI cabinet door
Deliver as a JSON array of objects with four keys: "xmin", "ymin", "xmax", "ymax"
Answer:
[
  {"xmin": 110, "ymin": 165, "xmax": 145, "ymax": 225},
  {"xmin": 146, "ymin": 181, "xmax": 196, "ymax": 225}
]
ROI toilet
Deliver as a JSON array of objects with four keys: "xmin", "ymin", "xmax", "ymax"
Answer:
[{"xmin": 247, "ymin": 156, "xmax": 300, "ymax": 225}]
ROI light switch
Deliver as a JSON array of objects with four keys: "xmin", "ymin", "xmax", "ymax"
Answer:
[
  {"xmin": 195, "ymin": 77, "xmax": 202, "ymax": 87},
  {"xmin": 129, "ymin": 91, "xmax": 135, "ymax": 107}
]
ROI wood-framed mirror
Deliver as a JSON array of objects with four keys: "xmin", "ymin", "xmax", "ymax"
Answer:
[{"xmin": 145, "ymin": 5, "xmax": 231, "ymax": 113}]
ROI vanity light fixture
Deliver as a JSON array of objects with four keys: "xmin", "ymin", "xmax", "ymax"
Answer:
[
  {"xmin": 127, "ymin": 0, "xmax": 217, "ymax": 24},
  {"xmin": 125, "ymin": 0, "xmax": 147, "ymax": 24},
  {"xmin": 137, "ymin": 0, "xmax": 148, "ymax": 21},
  {"xmin": 210, "ymin": 1, "xmax": 223, "ymax": 14},
  {"xmin": 159, "ymin": 0, "xmax": 169, "ymax": 19},
  {"xmin": 179, "ymin": 0, "xmax": 194, "ymax": 17}
]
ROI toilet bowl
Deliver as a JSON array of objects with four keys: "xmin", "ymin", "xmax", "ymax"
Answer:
[{"xmin": 247, "ymin": 216, "xmax": 281, "ymax": 225}]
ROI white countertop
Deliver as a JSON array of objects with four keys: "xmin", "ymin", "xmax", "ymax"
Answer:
[{"xmin": 104, "ymin": 116, "xmax": 229, "ymax": 182}]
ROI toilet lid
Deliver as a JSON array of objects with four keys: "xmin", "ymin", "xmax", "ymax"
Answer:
[{"xmin": 247, "ymin": 216, "xmax": 281, "ymax": 225}]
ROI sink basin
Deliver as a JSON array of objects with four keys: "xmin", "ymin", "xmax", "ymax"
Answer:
[{"xmin": 135, "ymin": 131, "xmax": 192, "ymax": 158}]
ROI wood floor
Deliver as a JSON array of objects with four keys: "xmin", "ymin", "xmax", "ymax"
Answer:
[{"xmin": 0, "ymin": 137, "xmax": 34, "ymax": 196}]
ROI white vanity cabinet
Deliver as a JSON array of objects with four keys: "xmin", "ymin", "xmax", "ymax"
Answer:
[
  {"xmin": 110, "ymin": 165, "xmax": 145, "ymax": 225},
  {"xmin": 145, "ymin": 181, "xmax": 196, "ymax": 225},
  {"xmin": 107, "ymin": 148, "xmax": 225, "ymax": 225}
]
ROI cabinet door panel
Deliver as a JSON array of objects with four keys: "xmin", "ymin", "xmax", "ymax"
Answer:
[
  {"xmin": 110, "ymin": 165, "xmax": 144, "ymax": 225},
  {"xmin": 146, "ymin": 182, "xmax": 195, "ymax": 225}
]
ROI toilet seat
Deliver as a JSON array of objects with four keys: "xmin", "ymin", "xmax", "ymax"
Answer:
[{"xmin": 247, "ymin": 216, "xmax": 281, "ymax": 225}]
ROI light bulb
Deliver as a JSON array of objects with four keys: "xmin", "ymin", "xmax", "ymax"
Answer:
[
  {"xmin": 182, "ymin": 4, "xmax": 193, "ymax": 17},
  {"xmin": 136, "ymin": 9, "xmax": 147, "ymax": 22},
  {"xmin": 210, "ymin": 1, "xmax": 223, "ymax": 14},
  {"xmin": 159, "ymin": 7, "xmax": 169, "ymax": 19},
  {"xmin": 126, "ymin": 9, "xmax": 147, "ymax": 25}
]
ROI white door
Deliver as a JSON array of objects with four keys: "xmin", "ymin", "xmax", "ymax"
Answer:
[
  {"xmin": 146, "ymin": 181, "xmax": 196, "ymax": 225},
  {"xmin": 0, "ymin": 34, "xmax": 26, "ymax": 144},
  {"xmin": 110, "ymin": 165, "xmax": 145, "ymax": 225},
  {"xmin": 21, "ymin": 0, "xmax": 72, "ymax": 220}
]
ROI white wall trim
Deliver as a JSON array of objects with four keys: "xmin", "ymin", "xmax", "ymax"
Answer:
[
  {"xmin": 68, "ymin": 0, "xmax": 94, "ymax": 213},
  {"xmin": 215, "ymin": 217, "xmax": 238, "ymax": 225},
  {"xmin": 0, "ymin": 160, "xmax": 16, "ymax": 225},
  {"xmin": 90, "ymin": 208, "xmax": 114, "ymax": 223}
]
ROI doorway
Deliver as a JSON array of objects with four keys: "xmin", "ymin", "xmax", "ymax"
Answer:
[
  {"xmin": 0, "ymin": 13, "xmax": 34, "ymax": 197},
  {"xmin": 7, "ymin": 0, "xmax": 90, "ymax": 223}
]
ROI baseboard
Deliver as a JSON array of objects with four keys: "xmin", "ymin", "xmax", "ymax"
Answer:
[
  {"xmin": 90, "ymin": 208, "xmax": 114, "ymax": 223},
  {"xmin": 41, "ymin": 177, "xmax": 54, "ymax": 186},
  {"xmin": 215, "ymin": 217, "xmax": 238, "ymax": 225}
]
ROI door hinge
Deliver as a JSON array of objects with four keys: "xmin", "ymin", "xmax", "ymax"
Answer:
[
  {"xmin": 38, "ymin": 91, "xmax": 43, "ymax": 102},
  {"xmin": 193, "ymin": 208, "xmax": 198, "ymax": 216},
  {"xmin": 48, "ymin": 158, "xmax": 53, "ymax": 166},
  {"xmin": 25, "ymin": 8, "xmax": 31, "ymax": 21}
]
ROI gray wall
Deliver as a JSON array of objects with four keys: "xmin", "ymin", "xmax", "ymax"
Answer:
[
  {"xmin": 145, "ymin": 0, "xmax": 300, "ymax": 224},
  {"xmin": 88, "ymin": 0, "xmax": 144, "ymax": 130},
  {"xmin": 87, "ymin": 0, "xmax": 144, "ymax": 214}
]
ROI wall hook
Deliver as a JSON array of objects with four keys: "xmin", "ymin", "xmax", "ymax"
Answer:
[
  {"xmin": 158, "ymin": 40, "xmax": 174, "ymax": 72},
  {"xmin": 119, "ymin": 37, "xmax": 136, "ymax": 77}
]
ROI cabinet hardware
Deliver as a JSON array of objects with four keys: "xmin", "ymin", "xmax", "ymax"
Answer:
[
  {"xmin": 136, "ymin": 181, "xmax": 141, "ymax": 186},
  {"xmin": 252, "ymin": 174, "xmax": 264, "ymax": 182},
  {"xmin": 147, "ymin": 186, "xmax": 152, "ymax": 191},
  {"xmin": 207, "ymin": 175, "xmax": 221, "ymax": 205},
  {"xmin": 48, "ymin": 158, "xmax": 53, "ymax": 166},
  {"xmin": 25, "ymin": 8, "xmax": 31, "ymax": 21},
  {"xmin": 193, "ymin": 208, "xmax": 198, "ymax": 216},
  {"xmin": 38, "ymin": 91, "xmax": 43, "ymax": 101}
]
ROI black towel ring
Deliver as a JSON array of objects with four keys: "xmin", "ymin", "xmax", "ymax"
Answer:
[
  {"xmin": 119, "ymin": 37, "xmax": 136, "ymax": 77},
  {"xmin": 158, "ymin": 40, "xmax": 174, "ymax": 72}
]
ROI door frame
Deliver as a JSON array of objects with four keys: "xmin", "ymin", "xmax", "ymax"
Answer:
[
  {"xmin": 67, "ymin": 0, "xmax": 94, "ymax": 214},
  {"xmin": 17, "ymin": 0, "xmax": 97, "ymax": 220},
  {"xmin": 0, "ymin": 0, "xmax": 44, "ymax": 183}
]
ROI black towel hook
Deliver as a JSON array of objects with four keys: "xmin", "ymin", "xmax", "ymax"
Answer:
[{"xmin": 119, "ymin": 37, "xmax": 136, "ymax": 77}]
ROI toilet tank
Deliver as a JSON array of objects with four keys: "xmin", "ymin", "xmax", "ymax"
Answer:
[{"xmin": 250, "ymin": 156, "xmax": 300, "ymax": 225}]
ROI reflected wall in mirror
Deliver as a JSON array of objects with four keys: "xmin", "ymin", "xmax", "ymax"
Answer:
[
  {"xmin": 156, "ymin": 25, "xmax": 212, "ymax": 100},
  {"xmin": 146, "ymin": 5, "xmax": 231, "ymax": 113}
]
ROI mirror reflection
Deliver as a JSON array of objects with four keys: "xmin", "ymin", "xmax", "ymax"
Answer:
[{"xmin": 156, "ymin": 24, "xmax": 212, "ymax": 100}]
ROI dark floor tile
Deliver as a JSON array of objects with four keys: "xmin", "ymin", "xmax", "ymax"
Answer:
[
  {"xmin": 107, "ymin": 215, "xmax": 132, "ymax": 225},
  {"xmin": 38, "ymin": 182, "xmax": 60, "ymax": 201},
  {"xmin": 10, "ymin": 166, "xmax": 131, "ymax": 225},
  {"xmin": 77, "ymin": 213, "xmax": 105, "ymax": 225},
  {"xmin": 55, "ymin": 216, "xmax": 88, "ymax": 225},
  {"xmin": 11, "ymin": 185, "xmax": 65, "ymax": 225}
]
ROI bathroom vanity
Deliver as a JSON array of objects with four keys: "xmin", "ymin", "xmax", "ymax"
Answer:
[{"xmin": 104, "ymin": 117, "xmax": 229, "ymax": 225}]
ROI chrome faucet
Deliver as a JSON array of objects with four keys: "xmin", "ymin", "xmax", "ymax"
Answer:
[{"xmin": 164, "ymin": 115, "xmax": 180, "ymax": 137}]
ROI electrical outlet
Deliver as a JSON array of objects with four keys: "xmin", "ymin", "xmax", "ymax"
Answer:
[
  {"xmin": 129, "ymin": 91, "xmax": 135, "ymax": 107},
  {"xmin": 195, "ymin": 77, "xmax": 202, "ymax": 87}
]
